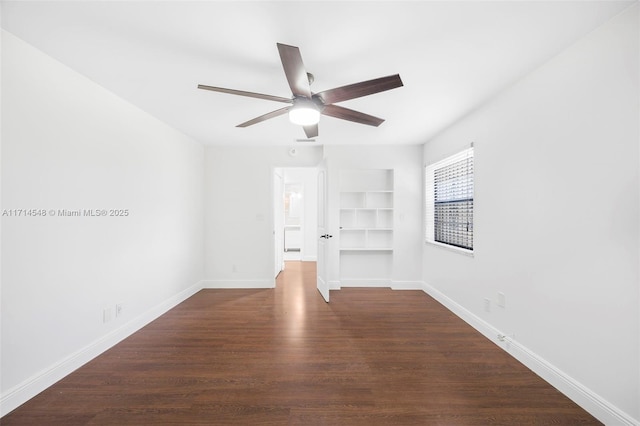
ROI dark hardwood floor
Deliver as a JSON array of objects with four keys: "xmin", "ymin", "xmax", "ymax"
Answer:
[{"xmin": 3, "ymin": 261, "xmax": 600, "ymax": 425}]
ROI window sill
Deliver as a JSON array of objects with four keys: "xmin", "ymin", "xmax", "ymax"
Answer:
[{"xmin": 425, "ymin": 240, "xmax": 474, "ymax": 257}]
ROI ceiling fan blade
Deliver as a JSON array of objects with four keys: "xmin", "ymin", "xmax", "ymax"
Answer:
[
  {"xmin": 198, "ymin": 84, "xmax": 292, "ymax": 103},
  {"xmin": 277, "ymin": 43, "xmax": 311, "ymax": 98},
  {"xmin": 303, "ymin": 124, "xmax": 318, "ymax": 138},
  {"xmin": 236, "ymin": 107, "xmax": 290, "ymax": 128},
  {"xmin": 314, "ymin": 74, "xmax": 403, "ymax": 105},
  {"xmin": 321, "ymin": 104, "xmax": 385, "ymax": 127}
]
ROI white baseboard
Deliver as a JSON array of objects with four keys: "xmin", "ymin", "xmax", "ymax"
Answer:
[
  {"xmin": 302, "ymin": 255, "xmax": 317, "ymax": 262},
  {"xmin": 329, "ymin": 280, "xmax": 418, "ymax": 291},
  {"xmin": 339, "ymin": 279, "xmax": 392, "ymax": 287},
  {"xmin": 202, "ymin": 279, "xmax": 275, "ymax": 289},
  {"xmin": 328, "ymin": 280, "xmax": 341, "ymax": 290},
  {"xmin": 391, "ymin": 280, "xmax": 425, "ymax": 290},
  {"xmin": 420, "ymin": 281, "xmax": 638, "ymax": 426},
  {"xmin": 0, "ymin": 280, "xmax": 204, "ymax": 417}
]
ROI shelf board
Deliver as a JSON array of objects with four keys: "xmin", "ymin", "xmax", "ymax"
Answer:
[
  {"xmin": 339, "ymin": 247, "xmax": 394, "ymax": 251},
  {"xmin": 339, "ymin": 208, "xmax": 393, "ymax": 211},
  {"xmin": 340, "ymin": 228, "xmax": 393, "ymax": 231},
  {"xmin": 339, "ymin": 190, "xmax": 393, "ymax": 193}
]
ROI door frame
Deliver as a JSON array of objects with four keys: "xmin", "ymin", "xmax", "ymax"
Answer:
[
  {"xmin": 272, "ymin": 166, "xmax": 321, "ymax": 280},
  {"xmin": 316, "ymin": 158, "xmax": 330, "ymax": 302},
  {"xmin": 273, "ymin": 168, "xmax": 285, "ymax": 278}
]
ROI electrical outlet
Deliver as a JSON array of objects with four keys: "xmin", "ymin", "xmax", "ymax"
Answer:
[
  {"xmin": 115, "ymin": 303, "xmax": 123, "ymax": 318},
  {"xmin": 497, "ymin": 292, "xmax": 506, "ymax": 308},
  {"xmin": 484, "ymin": 298, "xmax": 491, "ymax": 313}
]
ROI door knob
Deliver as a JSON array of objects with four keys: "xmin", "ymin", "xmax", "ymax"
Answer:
[{"xmin": 320, "ymin": 234, "xmax": 333, "ymax": 239}]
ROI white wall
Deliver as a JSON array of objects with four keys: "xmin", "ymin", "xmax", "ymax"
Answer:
[
  {"xmin": 324, "ymin": 145, "xmax": 424, "ymax": 288},
  {"xmin": 284, "ymin": 168, "xmax": 318, "ymax": 261},
  {"xmin": 203, "ymin": 145, "xmax": 423, "ymax": 290},
  {"xmin": 203, "ymin": 146, "xmax": 323, "ymax": 288},
  {"xmin": 422, "ymin": 5, "xmax": 639, "ymax": 424},
  {"xmin": 1, "ymin": 31, "xmax": 205, "ymax": 414}
]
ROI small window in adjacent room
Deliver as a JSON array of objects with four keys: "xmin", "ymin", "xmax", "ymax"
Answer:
[{"xmin": 425, "ymin": 146, "xmax": 474, "ymax": 252}]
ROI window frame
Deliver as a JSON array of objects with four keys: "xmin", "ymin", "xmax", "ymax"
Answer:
[{"xmin": 425, "ymin": 146, "xmax": 474, "ymax": 255}]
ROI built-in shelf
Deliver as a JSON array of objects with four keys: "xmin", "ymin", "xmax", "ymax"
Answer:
[
  {"xmin": 339, "ymin": 227, "xmax": 393, "ymax": 250},
  {"xmin": 339, "ymin": 169, "xmax": 394, "ymax": 284},
  {"xmin": 339, "ymin": 183, "xmax": 393, "ymax": 250}
]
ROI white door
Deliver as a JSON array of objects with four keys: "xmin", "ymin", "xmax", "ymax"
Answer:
[
  {"xmin": 317, "ymin": 158, "xmax": 330, "ymax": 302},
  {"xmin": 273, "ymin": 169, "xmax": 285, "ymax": 277}
]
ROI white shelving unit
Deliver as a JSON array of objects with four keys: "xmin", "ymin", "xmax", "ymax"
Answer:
[
  {"xmin": 339, "ymin": 169, "xmax": 393, "ymax": 285},
  {"xmin": 339, "ymin": 192, "xmax": 393, "ymax": 250}
]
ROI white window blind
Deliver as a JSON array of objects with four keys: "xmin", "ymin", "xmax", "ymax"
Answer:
[{"xmin": 425, "ymin": 147, "xmax": 474, "ymax": 251}]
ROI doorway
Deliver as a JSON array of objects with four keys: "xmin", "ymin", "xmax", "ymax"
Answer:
[
  {"xmin": 273, "ymin": 167, "xmax": 319, "ymax": 276},
  {"xmin": 284, "ymin": 182, "xmax": 303, "ymax": 260}
]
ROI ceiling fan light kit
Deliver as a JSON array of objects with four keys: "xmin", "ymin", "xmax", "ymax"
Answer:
[
  {"xmin": 289, "ymin": 99, "xmax": 321, "ymax": 126},
  {"xmin": 198, "ymin": 43, "xmax": 403, "ymax": 138}
]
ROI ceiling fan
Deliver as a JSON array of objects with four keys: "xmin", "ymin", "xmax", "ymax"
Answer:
[{"xmin": 197, "ymin": 43, "xmax": 403, "ymax": 138}]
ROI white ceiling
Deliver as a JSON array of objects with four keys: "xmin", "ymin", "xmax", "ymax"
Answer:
[{"xmin": 1, "ymin": 1, "xmax": 633, "ymax": 146}]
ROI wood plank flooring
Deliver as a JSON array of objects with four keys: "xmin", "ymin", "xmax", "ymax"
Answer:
[{"xmin": 2, "ymin": 261, "xmax": 600, "ymax": 425}]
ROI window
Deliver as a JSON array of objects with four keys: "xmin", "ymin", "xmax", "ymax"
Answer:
[{"xmin": 425, "ymin": 147, "xmax": 474, "ymax": 251}]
